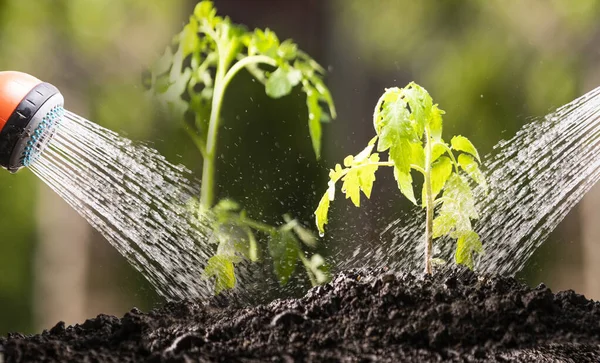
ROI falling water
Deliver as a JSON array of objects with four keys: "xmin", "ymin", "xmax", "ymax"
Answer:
[
  {"xmin": 348, "ymin": 86, "xmax": 600, "ymax": 276},
  {"xmin": 30, "ymin": 111, "xmax": 217, "ymax": 300}
]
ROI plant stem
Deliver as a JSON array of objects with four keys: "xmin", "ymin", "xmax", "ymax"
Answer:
[
  {"xmin": 424, "ymin": 131, "xmax": 434, "ymax": 275},
  {"xmin": 199, "ymin": 55, "xmax": 278, "ymax": 211},
  {"xmin": 200, "ymin": 57, "xmax": 226, "ymax": 211}
]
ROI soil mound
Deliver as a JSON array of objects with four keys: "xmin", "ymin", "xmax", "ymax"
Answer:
[{"xmin": 2, "ymin": 267, "xmax": 599, "ymax": 362}]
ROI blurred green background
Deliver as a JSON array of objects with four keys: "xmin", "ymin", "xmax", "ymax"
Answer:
[{"xmin": 1, "ymin": 0, "xmax": 600, "ymax": 335}]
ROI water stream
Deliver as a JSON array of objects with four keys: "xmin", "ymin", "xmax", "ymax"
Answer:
[
  {"xmin": 30, "ymin": 111, "xmax": 215, "ymax": 300},
  {"xmin": 30, "ymin": 85, "xmax": 600, "ymax": 301}
]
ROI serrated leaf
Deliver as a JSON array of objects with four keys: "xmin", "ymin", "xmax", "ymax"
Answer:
[
  {"xmin": 451, "ymin": 135, "xmax": 481, "ymax": 162},
  {"xmin": 432, "ymin": 213, "xmax": 456, "ymax": 238},
  {"xmin": 376, "ymin": 92, "xmax": 418, "ymax": 175},
  {"xmin": 341, "ymin": 153, "xmax": 379, "ymax": 207},
  {"xmin": 394, "ymin": 167, "xmax": 416, "ymax": 205},
  {"xmin": 402, "ymin": 83, "xmax": 433, "ymax": 138},
  {"xmin": 430, "ymin": 156, "xmax": 453, "ymax": 198},
  {"xmin": 439, "ymin": 174, "xmax": 478, "ymax": 233},
  {"xmin": 410, "ymin": 142, "xmax": 425, "ymax": 170},
  {"xmin": 315, "ymin": 192, "xmax": 330, "ymax": 235},
  {"xmin": 389, "ymin": 138, "xmax": 413, "ymax": 175},
  {"xmin": 377, "ymin": 92, "xmax": 417, "ymax": 151},
  {"xmin": 431, "ymin": 142, "xmax": 447, "ymax": 162},
  {"xmin": 429, "ymin": 104, "xmax": 445, "ymax": 141},
  {"xmin": 455, "ymin": 231, "xmax": 483, "ymax": 269},
  {"xmin": 205, "ymin": 255, "xmax": 236, "ymax": 294},
  {"xmin": 329, "ymin": 164, "xmax": 344, "ymax": 181},
  {"xmin": 458, "ymin": 154, "xmax": 487, "ymax": 189},
  {"xmin": 266, "ymin": 67, "xmax": 301, "ymax": 98},
  {"xmin": 360, "ymin": 154, "xmax": 380, "ymax": 198},
  {"xmin": 250, "ymin": 28, "xmax": 279, "ymax": 57},
  {"xmin": 422, "ymin": 156, "xmax": 452, "ymax": 207},
  {"xmin": 269, "ymin": 230, "xmax": 300, "ymax": 285}
]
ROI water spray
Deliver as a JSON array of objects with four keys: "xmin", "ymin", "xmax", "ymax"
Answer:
[{"xmin": 0, "ymin": 71, "xmax": 64, "ymax": 172}]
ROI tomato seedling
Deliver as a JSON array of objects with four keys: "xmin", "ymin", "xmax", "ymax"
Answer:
[
  {"xmin": 148, "ymin": 1, "xmax": 335, "ymax": 293},
  {"xmin": 315, "ymin": 83, "xmax": 486, "ymax": 274}
]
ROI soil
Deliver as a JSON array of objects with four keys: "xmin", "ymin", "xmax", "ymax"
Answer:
[{"xmin": 1, "ymin": 267, "xmax": 600, "ymax": 362}]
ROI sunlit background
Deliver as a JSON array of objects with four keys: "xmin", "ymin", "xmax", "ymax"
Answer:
[{"xmin": 1, "ymin": 0, "xmax": 600, "ymax": 335}]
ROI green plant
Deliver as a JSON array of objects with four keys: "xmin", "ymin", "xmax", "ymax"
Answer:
[
  {"xmin": 147, "ymin": 1, "xmax": 335, "ymax": 293},
  {"xmin": 315, "ymin": 83, "xmax": 487, "ymax": 274}
]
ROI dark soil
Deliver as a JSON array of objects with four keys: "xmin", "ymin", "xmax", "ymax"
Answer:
[{"xmin": 2, "ymin": 267, "xmax": 600, "ymax": 362}]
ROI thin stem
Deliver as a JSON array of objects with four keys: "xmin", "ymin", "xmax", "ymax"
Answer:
[
  {"xmin": 200, "ymin": 57, "xmax": 226, "ymax": 211},
  {"xmin": 436, "ymin": 141, "xmax": 459, "ymax": 173},
  {"xmin": 424, "ymin": 130, "xmax": 435, "ymax": 275},
  {"xmin": 222, "ymin": 55, "xmax": 276, "ymax": 90},
  {"xmin": 239, "ymin": 216, "xmax": 278, "ymax": 234},
  {"xmin": 199, "ymin": 54, "xmax": 278, "ymax": 211},
  {"xmin": 184, "ymin": 123, "xmax": 207, "ymax": 158},
  {"xmin": 298, "ymin": 251, "xmax": 318, "ymax": 286}
]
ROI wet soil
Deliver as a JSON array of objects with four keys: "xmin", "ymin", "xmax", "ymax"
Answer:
[{"xmin": 1, "ymin": 267, "xmax": 599, "ymax": 362}]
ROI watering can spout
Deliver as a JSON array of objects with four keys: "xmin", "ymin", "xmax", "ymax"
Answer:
[{"xmin": 0, "ymin": 71, "xmax": 64, "ymax": 172}]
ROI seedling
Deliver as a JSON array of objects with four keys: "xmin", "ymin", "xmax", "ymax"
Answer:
[
  {"xmin": 147, "ymin": 1, "xmax": 335, "ymax": 292},
  {"xmin": 315, "ymin": 83, "xmax": 487, "ymax": 274}
]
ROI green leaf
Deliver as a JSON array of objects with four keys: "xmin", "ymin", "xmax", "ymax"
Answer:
[
  {"xmin": 458, "ymin": 154, "xmax": 487, "ymax": 189},
  {"xmin": 278, "ymin": 39, "xmax": 298, "ymax": 60},
  {"xmin": 308, "ymin": 74, "xmax": 337, "ymax": 119},
  {"xmin": 410, "ymin": 142, "xmax": 425, "ymax": 170},
  {"xmin": 433, "ymin": 213, "xmax": 457, "ymax": 238},
  {"xmin": 283, "ymin": 214, "xmax": 317, "ymax": 248},
  {"xmin": 455, "ymin": 231, "xmax": 483, "ymax": 269},
  {"xmin": 194, "ymin": 1, "xmax": 217, "ymax": 21},
  {"xmin": 422, "ymin": 156, "xmax": 453, "ymax": 207},
  {"xmin": 246, "ymin": 228, "xmax": 259, "ymax": 262},
  {"xmin": 265, "ymin": 66, "xmax": 302, "ymax": 98},
  {"xmin": 402, "ymin": 83, "xmax": 433, "ymax": 138},
  {"xmin": 180, "ymin": 19, "xmax": 200, "ymax": 57},
  {"xmin": 439, "ymin": 174, "xmax": 478, "ymax": 234},
  {"xmin": 205, "ymin": 255, "xmax": 236, "ymax": 294},
  {"xmin": 269, "ymin": 230, "xmax": 300, "ymax": 285},
  {"xmin": 315, "ymin": 192, "xmax": 330, "ymax": 235},
  {"xmin": 376, "ymin": 91, "xmax": 418, "ymax": 175},
  {"xmin": 250, "ymin": 28, "xmax": 279, "ymax": 57},
  {"xmin": 394, "ymin": 167, "xmax": 417, "ymax": 205},
  {"xmin": 306, "ymin": 86, "xmax": 322, "ymax": 159},
  {"xmin": 451, "ymin": 135, "xmax": 481, "ymax": 162},
  {"xmin": 431, "ymin": 142, "xmax": 447, "ymax": 162},
  {"xmin": 341, "ymin": 152, "xmax": 380, "ymax": 207},
  {"xmin": 429, "ymin": 104, "xmax": 445, "ymax": 141},
  {"xmin": 389, "ymin": 138, "xmax": 413, "ymax": 175},
  {"xmin": 430, "ymin": 156, "xmax": 453, "ymax": 199},
  {"xmin": 300, "ymin": 253, "xmax": 330, "ymax": 285}
]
